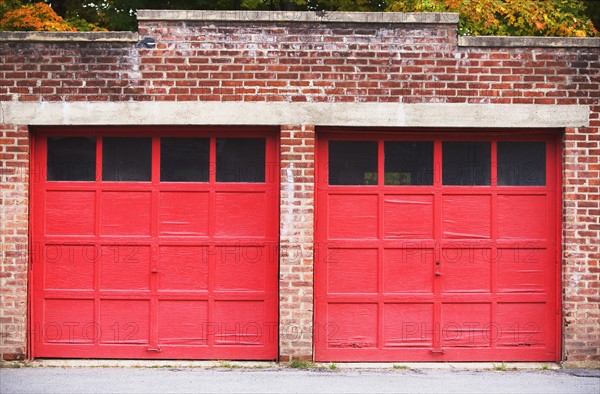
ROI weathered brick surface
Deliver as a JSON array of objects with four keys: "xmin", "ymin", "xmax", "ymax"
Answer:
[
  {"xmin": 0, "ymin": 124, "xmax": 29, "ymax": 361},
  {"xmin": 279, "ymin": 124, "xmax": 315, "ymax": 361},
  {"xmin": 0, "ymin": 16, "xmax": 598, "ymax": 362}
]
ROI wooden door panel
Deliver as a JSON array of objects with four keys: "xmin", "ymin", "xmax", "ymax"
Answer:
[
  {"xmin": 315, "ymin": 131, "xmax": 559, "ymax": 362},
  {"xmin": 32, "ymin": 128, "xmax": 279, "ymax": 360},
  {"xmin": 383, "ymin": 303, "xmax": 434, "ymax": 347},
  {"xmin": 383, "ymin": 194, "xmax": 434, "ymax": 239}
]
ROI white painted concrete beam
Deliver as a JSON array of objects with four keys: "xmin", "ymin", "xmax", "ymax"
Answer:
[{"xmin": 0, "ymin": 102, "xmax": 589, "ymax": 128}]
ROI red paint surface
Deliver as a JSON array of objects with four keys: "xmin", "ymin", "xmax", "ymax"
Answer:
[
  {"xmin": 31, "ymin": 127, "xmax": 279, "ymax": 360},
  {"xmin": 315, "ymin": 131, "xmax": 560, "ymax": 361}
]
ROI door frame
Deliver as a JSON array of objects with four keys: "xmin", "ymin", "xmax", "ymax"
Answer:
[
  {"xmin": 28, "ymin": 125, "xmax": 281, "ymax": 360},
  {"xmin": 313, "ymin": 128, "xmax": 563, "ymax": 362}
]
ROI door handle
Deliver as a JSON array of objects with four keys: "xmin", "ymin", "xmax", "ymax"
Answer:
[{"xmin": 435, "ymin": 271, "xmax": 442, "ymax": 276}]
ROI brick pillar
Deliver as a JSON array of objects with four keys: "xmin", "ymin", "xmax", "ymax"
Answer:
[
  {"xmin": 279, "ymin": 124, "xmax": 315, "ymax": 361},
  {"xmin": 0, "ymin": 124, "xmax": 29, "ymax": 361},
  {"xmin": 562, "ymin": 122, "xmax": 600, "ymax": 365}
]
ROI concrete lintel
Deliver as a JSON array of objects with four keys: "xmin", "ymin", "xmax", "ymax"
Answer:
[
  {"xmin": 0, "ymin": 31, "xmax": 138, "ymax": 43},
  {"xmin": 136, "ymin": 10, "xmax": 459, "ymax": 24},
  {"xmin": 0, "ymin": 102, "xmax": 588, "ymax": 128},
  {"xmin": 459, "ymin": 35, "xmax": 600, "ymax": 48}
]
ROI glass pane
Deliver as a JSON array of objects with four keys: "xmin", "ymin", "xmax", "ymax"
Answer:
[
  {"xmin": 160, "ymin": 138, "xmax": 209, "ymax": 182},
  {"xmin": 47, "ymin": 137, "xmax": 96, "ymax": 181},
  {"xmin": 216, "ymin": 138, "xmax": 265, "ymax": 182},
  {"xmin": 102, "ymin": 137, "xmax": 152, "ymax": 181},
  {"xmin": 328, "ymin": 141, "xmax": 378, "ymax": 185},
  {"xmin": 442, "ymin": 142, "xmax": 491, "ymax": 186},
  {"xmin": 498, "ymin": 142, "xmax": 546, "ymax": 186},
  {"xmin": 384, "ymin": 141, "xmax": 433, "ymax": 185}
]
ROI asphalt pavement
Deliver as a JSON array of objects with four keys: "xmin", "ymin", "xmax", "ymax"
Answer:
[{"xmin": 1, "ymin": 365, "xmax": 599, "ymax": 394}]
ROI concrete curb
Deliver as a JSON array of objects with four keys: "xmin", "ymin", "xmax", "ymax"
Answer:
[{"xmin": 2, "ymin": 360, "xmax": 562, "ymax": 370}]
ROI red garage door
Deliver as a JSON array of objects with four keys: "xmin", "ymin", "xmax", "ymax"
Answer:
[
  {"xmin": 315, "ymin": 131, "xmax": 560, "ymax": 362},
  {"xmin": 31, "ymin": 127, "xmax": 279, "ymax": 360}
]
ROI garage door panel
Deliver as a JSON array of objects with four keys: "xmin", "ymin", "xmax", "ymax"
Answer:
[
  {"xmin": 497, "ymin": 303, "xmax": 547, "ymax": 347},
  {"xmin": 159, "ymin": 246, "xmax": 208, "ymax": 291},
  {"xmin": 100, "ymin": 245, "xmax": 151, "ymax": 291},
  {"xmin": 159, "ymin": 191, "xmax": 209, "ymax": 236},
  {"xmin": 442, "ymin": 247, "xmax": 492, "ymax": 293},
  {"xmin": 497, "ymin": 248, "xmax": 547, "ymax": 293},
  {"xmin": 327, "ymin": 304, "xmax": 378, "ymax": 349},
  {"xmin": 327, "ymin": 249, "xmax": 378, "ymax": 294},
  {"xmin": 316, "ymin": 133, "xmax": 558, "ymax": 362},
  {"xmin": 158, "ymin": 301, "xmax": 208, "ymax": 345},
  {"xmin": 383, "ymin": 249, "xmax": 434, "ymax": 293},
  {"xmin": 215, "ymin": 192, "xmax": 266, "ymax": 237},
  {"xmin": 34, "ymin": 131, "xmax": 278, "ymax": 360},
  {"xmin": 328, "ymin": 194, "xmax": 378, "ymax": 239},
  {"xmin": 46, "ymin": 191, "xmax": 95, "ymax": 236},
  {"xmin": 498, "ymin": 195, "xmax": 546, "ymax": 239},
  {"xmin": 101, "ymin": 192, "xmax": 152, "ymax": 236},
  {"xmin": 442, "ymin": 303, "xmax": 491, "ymax": 348},
  {"xmin": 44, "ymin": 299, "xmax": 95, "ymax": 343},
  {"xmin": 384, "ymin": 195, "xmax": 434, "ymax": 239},
  {"xmin": 99, "ymin": 300, "xmax": 150, "ymax": 344},
  {"xmin": 442, "ymin": 195, "xmax": 491, "ymax": 239},
  {"xmin": 44, "ymin": 244, "xmax": 95, "ymax": 290},
  {"xmin": 215, "ymin": 245, "xmax": 267, "ymax": 291},
  {"xmin": 383, "ymin": 303, "xmax": 434, "ymax": 347},
  {"xmin": 213, "ymin": 301, "xmax": 266, "ymax": 346}
]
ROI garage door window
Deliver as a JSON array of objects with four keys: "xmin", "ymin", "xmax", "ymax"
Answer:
[
  {"xmin": 47, "ymin": 136, "xmax": 96, "ymax": 181},
  {"xmin": 498, "ymin": 142, "xmax": 546, "ymax": 186},
  {"xmin": 216, "ymin": 138, "xmax": 266, "ymax": 182},
  {"xmin": 384, "ymin": 141, "xmax": 433, "ymax": 185},
  {"xmin": 160, "ymin": 138, "xmax": 209, "ymax": 182},
  {"xmin": 102, "ymin": 137, "xmax": 152, "ymax": 182},
  {"xmin": 442, "ymin": 142, "xmax": 491, "ymax": 186},
  {"xmin": 328, "ymin": 140, "xmax": 378, "ymax": 185}
]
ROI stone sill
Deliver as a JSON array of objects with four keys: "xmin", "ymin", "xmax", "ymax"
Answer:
[
  {"xmin": 136, "ymin": 10, "xmax": 459, "ymax": 24},
  {"xmin": 0, "ymin": 31, "xmax": 138, "ymax": 42},
  {"xmin": 459, "ymin": 35, "xmax": 600, "ymax": 48}
]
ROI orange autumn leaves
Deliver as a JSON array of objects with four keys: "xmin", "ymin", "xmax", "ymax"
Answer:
[
  {"xmin": 1, "ymin": 2, "xmax": 74, "ymax": 31},
  {"xmin": 0, "ymin": 1, "xmax": 105, "ymax": 31},
  {"xmin": 388, "ymin": 0, "xmax": 598, "ymax": 37}
]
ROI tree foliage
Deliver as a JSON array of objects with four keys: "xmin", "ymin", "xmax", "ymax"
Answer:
[
  {"xmin": 0, "ymin": 1, "xmax": 75, "ymax": 31},
  {"xmin": 388, "ymin": 0, "xmax": 598, "ymax": 37},
  {"xmin": 0, "ymin": 0, "xmax": 597, "ymax": 36},
  {"xmin": 0, "ymin": 0, "xmax": 105, "ymax": 31}
]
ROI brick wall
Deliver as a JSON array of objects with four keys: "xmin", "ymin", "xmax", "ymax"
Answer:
[
  {"xmin": 0, "ymin": 124, "xmax": 28, "ymax": 361},
  {"xmin": 563, "ymin": 120, "xmax": 600, "ymax": 363},
  {"xmin": 279, "ymin": 124, "xmax": 315, "ymax": 362},
  {"xmin": 0, "ymin": 11, "xmax": 598, "ymax": 363}
]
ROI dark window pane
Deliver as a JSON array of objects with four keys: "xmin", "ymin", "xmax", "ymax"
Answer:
[
  {"xmin": 442, "ymin": 142, "xmax": 491, "ymax": 186},
  {"xmin": 384, "ymin": 141, "xmax": 433, "ymax": 185},
  {"xmin": 498, "ymin": 142, "xmax": 546, "ymax": 186},
  {"xmin": 47, "ymin": 137, "xmax": 96, "ymax": 181},
  {"xmin": 216, "ymin": 138, "xmax": 265, "ymax": 182},
  {"xmin": 160, "ymin": 138, "xmax": 209, "ymax": 182},
  {"xmin": 102, "ymin": 137, "xmax": 152, "ymax": 181},
  {"xmin": 328, "ymin": 141, "xmax": 378, "ymax": 185}
]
